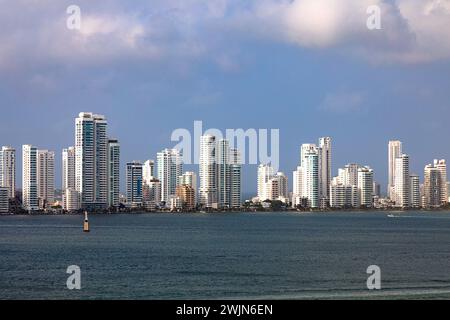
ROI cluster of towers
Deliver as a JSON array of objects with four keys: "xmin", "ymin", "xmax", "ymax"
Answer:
[{"xmin": 1, "ymin": 117, "xmax": 449, "ymax": 213}]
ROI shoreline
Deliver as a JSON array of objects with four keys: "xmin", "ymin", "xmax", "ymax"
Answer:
[{"xmin": 2, "ymin": 207, "xmax": 450, "ymax": 217}]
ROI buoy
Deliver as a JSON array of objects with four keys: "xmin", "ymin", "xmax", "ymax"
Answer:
[{"xmin": 83, "ymin": 211, "xmax": 90, "ymax": 232}]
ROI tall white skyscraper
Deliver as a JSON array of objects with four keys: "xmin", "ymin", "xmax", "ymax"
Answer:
[
  {"xmin": 22, "ymin": 145, "xmax": 39, "ymax": 211},
  {"xmin": 301, "ymin": 145, "xmax": 319, "ymax": 208},
  {"xmin": 230, "ymin": 148, "xmax": 242, "ymax": 208},
  {"xmin": 358, "ymin": 166, "xmax": 374, "ymax": 207},
  {"xmin": 319, "ymin": 137, "xmax": 332, "ymax": 202},
  {"xmin": 75, "ymin": 112, "xmax": 108, "ymax": 210},
  {"xmin": 126, "ymin": 161, "xmax": 143, "ymax": 207},
  {"xmin": 107, "ymin": 139, "xmax": 120, "ymax": 208},
  {"xmin": 0, "ymin": 146, "xmax": 15, "ymax": 198},
  {"xmin": 37, "ymin": 150, "xmax": 55, "ymax": 208},
  {"xmin": 217, "ymin": 139, "xmax": 231, "ymax": 208},
  {"xmin": 410, "ymin": 174, "xmax": 420, "ymax": 208},
  {"xmin": 388, "ymin": 140, "xmax": 402, "ymax": 199},
  {"xmin": 394, "ymin": 154, "xmax": 410, "ymax": 208},
  {"xmin": 62, "ymin": 147, "xmax": 76, "ymax": 191},
  {"xmin": 157, "ymin": 149, "xmax": 183, "ymax": 203},
  {"xmin": 143, "ymin": 160, "xmax": 155, "ymax": 185},
  {"xmin": 199, "ymin": 135, "xmax": 217, "ymax": 208},
  {"xmin": 198, "ymin": 136, "xmax": 241, "ymax": 209}
]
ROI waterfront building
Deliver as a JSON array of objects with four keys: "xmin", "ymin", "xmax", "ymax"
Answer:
[
  {"xmin": 301, "ymin": 145, "xmax": 319, "ymax": 208},
  {"xmin": 107, "ymin": 139, "xmax": 120, "ymax": 208},
  {"xmin": 75, "ymin": 112, "xmax": 108, "ymax": 210},
  {"xmin": 126, "ymin": 161, "xmax": 143, "ymax": 207},
  {"xmin": 180, "ymin": 171, "xmax": 197, "ymax": 205},
  {"xmin": 0, "ymin": 187, "xmax": 9, "ymax": 213},
  {"xmin": 64, "ymin": 188, "xmax": 80, "ymax": 211},
  {"xmin": 424, "ymin": 160, "xmax": 448, "ymax": 207},
  {"xmin": 330, "ymin": 178, "xmax": 359, "ymax": 208},
  {"xmin": 410, "ymin": 174, "xmax": 421, "ymax": 208},
  {"xmin": 199, "ymin": 135, "xmax": 217, "ymax": 208},
  {"xmin": 62, "ymin": 147, "xmax": 76, "ymax": 191},
  {"xmin": 394, "ymin": 154, "xmax": 410, "ymax": 208},
  {"xmin": 0, "ymin": 146, "xmax": 16, "ymax": 198},
  {"xmin": 319, "ymin": 137, "xmax": 332, "ymax": 204},
  {"xmin": 176, "ymin": 185, "xmax": 196, "ymax": 211},
  {"xmin": 22, "ymin": 145, "xmax": 39, "ymax": 211},
  {"xmin": 37, "ymin": 149, "xmax": 55, "ymax": 208},
  {"xmin": 157, "ymin": 149, "xmax": 183, "ymax": 204},
  {"xmin": 143, "ymin": 160, "xmax": 155, "ymax": 185},
  {"xmin": 388, "ymin": 140, "xmax": 402, "ymax": 199},
  {"xmin": 358, "ymin": 166, "xmax": 374, "ymax": 207}
]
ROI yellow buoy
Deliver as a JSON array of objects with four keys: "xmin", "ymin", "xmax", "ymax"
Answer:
[{"xmin": 83, "ymin": 211, "xmax": 90, "ymax": 232}]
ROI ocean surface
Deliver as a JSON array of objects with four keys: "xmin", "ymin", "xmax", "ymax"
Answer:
[{"xmin": 1, "ymin": 211, "xmax": 450, "ymax": 300}]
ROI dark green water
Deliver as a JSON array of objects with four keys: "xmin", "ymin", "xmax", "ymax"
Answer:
[{"xmin": 1, "ymin": 211, "xmax": 450, "ymax": 300}]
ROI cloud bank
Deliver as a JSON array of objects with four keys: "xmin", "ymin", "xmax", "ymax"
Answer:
[{"xmin": 0, "ymin": 0, "xmax": 450, "ymax": 71}]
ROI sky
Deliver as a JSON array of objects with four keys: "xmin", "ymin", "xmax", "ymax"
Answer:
[{"xmin": 1, "ymin": 0, "xmax": 450, "ymax": 195}]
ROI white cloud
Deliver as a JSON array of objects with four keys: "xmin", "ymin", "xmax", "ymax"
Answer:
[
  {"xmin": 0, "ymin": 0, "xmax": 450, "ymax": 72},
  {"xmin": 395, "ymin": 0, "xmax": 450, "ymax": 62}
]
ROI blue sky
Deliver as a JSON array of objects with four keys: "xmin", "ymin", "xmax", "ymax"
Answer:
[{"xmin": 1, "ymin": 0, "xmax": 450, "ymax": 194}]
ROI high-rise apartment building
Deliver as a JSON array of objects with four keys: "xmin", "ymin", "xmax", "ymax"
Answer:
[
  {"xmin": 199, "ymin": 135, "xmax": 217, "ymax": 208},
  {"xmin": 0, "ymin": 187, "xmax": 9, "ymax": 213},
  {"xmin": 394, "ymin": 154, "xmax": 410, "ymax": 208},
  {"xmin": 319, "ymin": 137, "xmax": 332, "ymax": 202},
  {"xmin": 0, "ymin": 146, "xmax": 16, "ymax": 199},
  {"xmin": 301, "ymin": 145, "xmax": 319, "ymax": 208},
  {"xmin": 37, "ymin": 150, "xmax": 55, "ymax": 208},
  {"xmin": 410, "ymin": 174, "xmax": 420, "ymax": 208},
  {"xmin": 180, "ymin": 171, "xmax": 197, "ymax": 205},
  {"xmin": 229, "ymin": 148, "xmax": 242, "ymax": 208},
  {"xmin": 330, "ymin": 178, "xmax": 359, "ymax": 208},
  {"xmin": 358, "ymin": 166, "xmax": 374, "ymax": 207},
  {"xmin": 157, "ymin": 149, "xmax": 183, "ymax": 204},
  {"xmin": 257, "ymin": 164, "xmax": 274, "ymax": 202},
  {"xmin": 424, "ymin": 160, "xmax": 448, "ymax": 207},
  {"xmin": 126, "ymin": 161, "xmax": 143, "ymax": 207},
  {"xmin": 388, "ymin": 140, "xmax": 402, "ymax": 199},
  {"xmin": 62, "ymin": 147, "xmax": 76, "ymax": 191},
  {"xmin": 337, "ymin": 163, "xmax": 360, "ymax": 187},
  {"xmin": 434, "ymin": 159, "xmax": 448, "ymax": 206},
  {"xmin": 176, "ymin": 185, "xmax": 196, "ymax": 211},
  {"xmin": 22, "ymin": 145, "xmax": 39, "ymax": 211},
  {"xmin": 199, "ymin": 136, "xmax": 241, "ymax": 209},
  {"xmin": 217, "ymin": 139, "xmax": 231, "ymax": 208},
  {"xmin": 143, "ymin": 177, "xmax": 161, "ymax": 209},
  {"xmin": 64, "ymin": 188, "xmax": 80, "ymax": 211},
  {"xmin": 107, "ymin": 139, "xmax": 120, "ymax": 208},
  {"xmin": 75, "ymin": 112, "xmax": 108, "ymax": 210},
  {"xmin": 292, "ymin": 166, "xmax": 303, "ymax": 206},
  {"xmin": 143, "ymin": 160, "xmax": 155, "ymax": 185}
]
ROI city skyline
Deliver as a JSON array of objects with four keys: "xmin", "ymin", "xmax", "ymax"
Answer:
[{"xmin": 2, "ymin": 114, "xmax": 450, "ymax": 197}]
